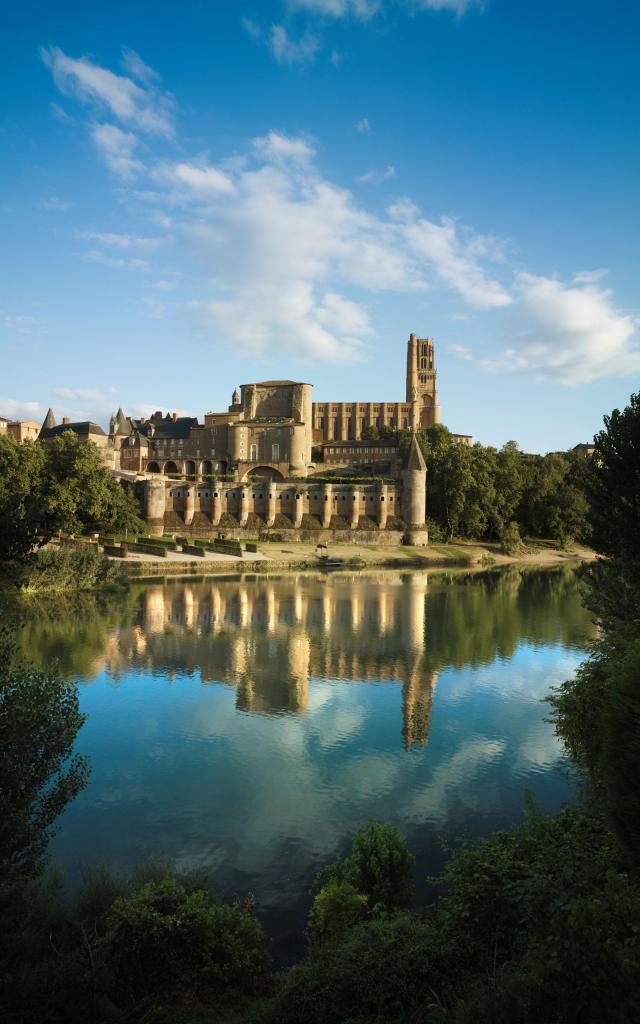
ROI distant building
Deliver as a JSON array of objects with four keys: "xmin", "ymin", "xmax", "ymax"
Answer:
[
  {"xmin": 0, "ymin": 416, "xmax": 41, "ymax": 443},
  {"xmin": 39, "ymin": 410, "xmax": 109, "ymax": 452},
  {"xmin": 572, "ymin": 443, "xmax": 596, "ymax": 459}
]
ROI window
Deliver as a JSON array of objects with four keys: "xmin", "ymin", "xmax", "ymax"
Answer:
[
  {"xmin": 272, "ymin": 442, "xmax": 280, "ymax": 461},
  {"xmin": 250, "ymin": 444, "xmax": 258, "ymax": 461}
]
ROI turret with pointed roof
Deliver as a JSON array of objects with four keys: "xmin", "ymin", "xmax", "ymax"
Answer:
[{"xmin": 40, "ymin": 408, "xmax": 56, "ymax": 437}]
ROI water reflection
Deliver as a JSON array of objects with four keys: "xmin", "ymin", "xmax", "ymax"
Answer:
[
  {"xmin": 18, "ymin": 564, "xmax": 591, "ymax": 751},
  {"xmin": 11, "ymin": 565, "xmax": 593, "ymax": 959}
]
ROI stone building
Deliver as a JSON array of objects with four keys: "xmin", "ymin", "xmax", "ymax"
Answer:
[
  {"xmin": 113, "ymin": 379, "xmax": 313, "ymax": 482},
  {"xmin": 38, "ymin": 409, "xmax": 109, "ymax": 450},
  {"xmin": 311, "ymin": 333, "xmax": 441, "ymax": 446},
  {"xmin": 0, "ymin": 415, "xmax": 41, "ymax": 443}
]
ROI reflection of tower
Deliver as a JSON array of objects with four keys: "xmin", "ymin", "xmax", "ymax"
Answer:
[
  {"xmin": 399, "ymin": 574, "xmax": 437, "ymax": 748},
  {"xmin": 288, "ymin": 631, "xmax": 310, "ymax": 711},
  {"xmin": 144, "ymin": 587, "xmax": 168, "ymax": 635},
  {"xmin": 402, "ymin": 669, "xmax": 438, "ymax": 750}
]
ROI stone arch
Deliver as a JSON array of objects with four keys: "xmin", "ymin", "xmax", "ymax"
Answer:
[
  {"xmin": 164, "ymin": 460, "xmax": 179, "ymax": 476},
  {"xmin": 146, "ymin": 461, "xmax": 161, "ymax": 473},
  {"xmin": 202, "ymin": 459, "xmax": 213, "ymax": 476},
  {"xmin": 243, "ymin": 465, "xmax": 285, "ymax": 481},
  {"xmin": 184, "ymin": 459, "xmax": 197, "ymax": 479}
]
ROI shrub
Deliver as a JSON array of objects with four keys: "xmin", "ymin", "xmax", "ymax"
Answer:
[
  {"xmin": 308, "ymin": 879, "xmax": 368, "ymax": 940},
  {"xmin": 103, "ymin": 878, "xmax": 271, "ymax": 1000},
  {"xmin": 426, "ymin": 517, "xmax": 446, "ymax": 543},
  {"xmin": 270, "ymin": 913, "xmax": 439, "ymax": 1024},
  {"xmin": 500, "ymin": 520, "xmax": 524, "ymax": 555},
  {"xmin": 25, "ymin": 545, "xmax": 128, "ymax": 590}
]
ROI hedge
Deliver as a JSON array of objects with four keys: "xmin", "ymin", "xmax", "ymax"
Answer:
[
  {"xmin": 104, "ymin": 544, "xmax": 128, "ymax": 558},
  {"xmin": 128, "ymin": 542, "xmax": 168, "ymax": 557},
  {"xmin": 180, "ymin": 544, "xmax": 206, "ymax": 557}
]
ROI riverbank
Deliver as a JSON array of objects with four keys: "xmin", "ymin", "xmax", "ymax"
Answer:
[{"xmin": 120, "ymin": 537, "xmax": 596, "ymax": 578}]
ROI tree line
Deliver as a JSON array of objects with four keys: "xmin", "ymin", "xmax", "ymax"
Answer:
[{"xmin": 397, "ymin": 423, "xmax": 591, "ymax": 546}]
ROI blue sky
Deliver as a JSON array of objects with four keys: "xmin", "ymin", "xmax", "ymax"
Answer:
[{"xmin": 1, "ymin": 0, "xmax": 638, "ymax": 452}]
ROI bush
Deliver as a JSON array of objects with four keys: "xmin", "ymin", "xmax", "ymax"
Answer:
[
  {"xmin": 24, "ymin": 545, "xmax": 128, "ymax": 590},
  {"xmin": 426, "ymin": 517, "xmax": 446, "ymax": 543},
  {"xmin": 270, "ymin": 912, "xmax": 439, "ymax": 1024},
  {"xmin": 103, "ymin": 878, "xmax": 271, "ymax": 1000},
  {"xmin": 500, "ymin": 520, "xmax": 524, "ymax": 555}
]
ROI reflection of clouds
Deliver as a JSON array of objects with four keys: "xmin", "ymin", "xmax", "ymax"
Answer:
[
  {"xmin": 403, "ymin": 738, "xmax": 506, "ymax": 823},
  {"xmin": 438, "ymin": 645, "xmax": 584, "ymax": 706},
  {"xmin": 50, "ymin": 572, "xmax": 592, "ymax": 914}
]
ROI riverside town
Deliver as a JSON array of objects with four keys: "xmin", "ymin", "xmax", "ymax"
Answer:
[{"xmin": 2, "ymin": 4, "xmax": 639, "ymax": 1023}]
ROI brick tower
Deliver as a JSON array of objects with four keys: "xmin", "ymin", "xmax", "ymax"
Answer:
[{"xmin": 405, "ymin": 333, "xmax": 441, "ymax": 430}]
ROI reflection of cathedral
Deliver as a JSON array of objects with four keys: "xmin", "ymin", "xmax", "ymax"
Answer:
[{"xmin": 105, "ymin": 575, "xmax": 437, "ymax": 748}]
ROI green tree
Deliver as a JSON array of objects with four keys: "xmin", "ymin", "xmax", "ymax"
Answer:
[
  {"xmin": 550, "ymin": 392, "xmax": 640, "ymax": 861},
  {"xmin": 44, "ymin": 431, "xmax": 143, "ymax": 537},
  {"xmin": 104, "ymin": 878, "xmax": 271, "ymax": 1001},
  {"xmin": 0, "ymin": 631, "xmax": 89, "ymax": 899},
  {"xmin": 0, "ymin": 436, "xmax": 50, "ymax": 565}
]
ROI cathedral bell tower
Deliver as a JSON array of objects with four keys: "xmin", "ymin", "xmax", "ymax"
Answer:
[{"xmin": 405, "ymin": 333, "xmax": 441, "ymax": 429}]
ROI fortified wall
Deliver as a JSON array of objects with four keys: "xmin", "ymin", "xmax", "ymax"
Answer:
[{"xmin": 142, "ymin": 438, "xmax": 428, "ymax": 545}]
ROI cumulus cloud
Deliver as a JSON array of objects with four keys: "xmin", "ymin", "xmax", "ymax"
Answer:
[
  {"xmin": 41, "ymin": 46, "xmax": 174, "ymax": 136},
  {"xmin": 391, "ymin": 209, "xmax": 511, "ymax": 309},
  {"xmin": 0, "ymin": 399, "xmax": 43, "ymax": 422},
  {"xmin": 153, "ymin": 160, "xmax": 237, "ymax": 199},
  {"xmin": 181, "ymin": 131, "xmax": 512, "ymax": 359},
  {"xmin": 452, "ymin": 272, "xmax": 640, "ymax": 384},
  {"xmin": 91, "ymin": 123, "xmax": 144, "ymax": 178}
]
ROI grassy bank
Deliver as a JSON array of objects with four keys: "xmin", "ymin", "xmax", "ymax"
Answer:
[{"xmin": 120, "ymin": 537, "xmax": 595, "ymax": 579}]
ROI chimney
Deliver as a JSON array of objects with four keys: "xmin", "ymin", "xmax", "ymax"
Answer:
[{"xmin": 62, "ymin": 417, "xmax": 70, "ymax": 425}]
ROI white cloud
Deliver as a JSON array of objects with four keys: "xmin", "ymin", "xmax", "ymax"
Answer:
[
  {"xmin": 120, "ymin": 46, "xmax": 160, "ymax": 85},
  {"xmin": 53, "ymin": 387, "xmax": 107, "ymax": 402},
  {"xmin": 391, "ymin": 208, "xmax": 511, "ymax": 309},
  {"xmin": 38, "ymin": 196, "xmax": 74, "ymax": 211},
  {"xmin": 0, "ymin": 399, "xmax": 43, "ymax": 422},
  {"xmin": 41, "ymin": 46, "xmax": 174, "ymax": 137},
  {"xmin": 154, "ymin": 161, "xmax": 236, "ymax": 198},
  {"xmin": 356, "ymin": 165, "xmax": 396, "ymax": 185},
  {"xmin": 1, "ymin": 313, "xmax": 43, "ymax": 335},
  {"xmin": 241, "ymin": 17, "xmax": 263, "ymax": 40},
  {"xmin": 288, "ymin": 0, "xmax": 380, "ymax": 17},
  {"xmin": 354, "ymin": 116, "xmax": 372, "ymax": 133},
  {"xmin": 452, "ymin": 272, "xmax": 640, "ymax": 384},
  {"xmin": 269, "ymin": 25, "xmax": 321, "ymax": 64},
  {"xmin": 81, "ymin": 249, "xmax": 148, "ymax": 270},
  {"xmin": 79, "ymin": 231, "xmax": 160, "ymax": 249},
  {"xmin": 252, "ymin": 130, "xmax": 315, "ymax": 165},
  {"xmin": 414, "ymin": 0, "xmax": 479, "ymax": 12},
  {"xmin": 91, "ymin": 123, "xmax": 144, "ymax": 178}
]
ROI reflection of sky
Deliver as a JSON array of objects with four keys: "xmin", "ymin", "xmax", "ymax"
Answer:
[
  {"xmin": 50, "ymin": 645, "xmax": 583, "ymax": 928},
  {"xmin": 42, "ymin": 572, "xmax": 591, "ymax": 959}
]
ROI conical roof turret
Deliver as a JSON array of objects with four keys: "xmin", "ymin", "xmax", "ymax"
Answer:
[
  {"xmin": 406, "ymin": 434, "xmax": 427, "ymax": 472},
  {"xmin": 40, "ymin": 408, "xmax": 56, "ymax": 435}
]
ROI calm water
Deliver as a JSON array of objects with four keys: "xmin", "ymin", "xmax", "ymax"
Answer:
[{"xmin": 15, "ymin": 566, "xmax": 593, "ymax": 958}]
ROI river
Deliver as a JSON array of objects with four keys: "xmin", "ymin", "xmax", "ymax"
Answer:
[{"xmin": 15, "ymin": 565, "xmax": 593, "ymax": 959}]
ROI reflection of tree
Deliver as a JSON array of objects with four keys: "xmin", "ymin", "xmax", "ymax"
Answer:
[{"xmin": 9, "ymin": 567, "xmax": 592, "ymax": 751}]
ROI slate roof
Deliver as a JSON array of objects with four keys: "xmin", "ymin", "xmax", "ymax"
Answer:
[
  {"xmin": 40, "ymin": 421, "xmax": 106, "ymax": 439},
  {"xmin": 137, "ymin": 416, "xmax": 199, "ymax": 439}
]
